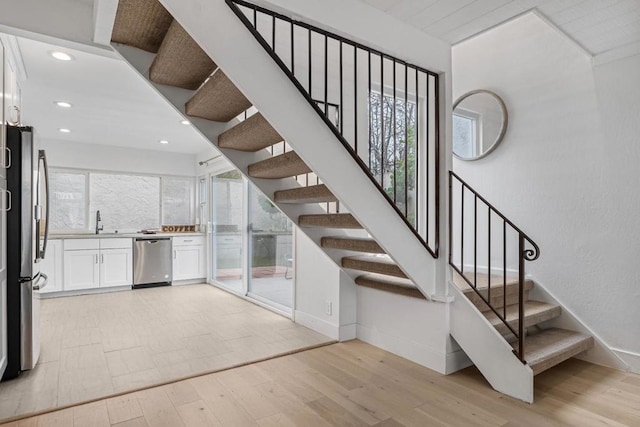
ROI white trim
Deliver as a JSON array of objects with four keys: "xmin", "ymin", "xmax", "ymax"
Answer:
[
  {"xmin": 294, "ymin": 310, "xmax": 339, "ymax": 340},
  {"xmin": 208, "ymin": 281, "xmax": 293, "ymax": 320},
  {"xmin": 610, "ymin": 348, "xmax": 640, "ymax": 374},
  {"xmin": 338, "ymin": 323, "xmax": 356, "ymax": 341},
  {"xmin": 93, "ymin": 0, "xmax": 119, "ymax": 46},
  {"xmin": 39, "ymin": 285, "xmax": 131, "ymax": 298},
  {"xmin": 0, "ymin": 34, "xmax": 27, "ymax": 81},
  {"xmin": 593, "ymin": 41, "xmax": 640, "ymax": 66}
]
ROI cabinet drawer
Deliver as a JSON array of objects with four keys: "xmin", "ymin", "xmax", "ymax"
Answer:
[
  {"xmin": 64, "ymin": 238, "xmax": 100, "ymax": 250},
  {"xmin": 173, "ymin": 236, "xmax": 205, "ymax": 247},
  {"xmin": 100, "ymin": 238, "xmax": 132, "ymax": 250}
]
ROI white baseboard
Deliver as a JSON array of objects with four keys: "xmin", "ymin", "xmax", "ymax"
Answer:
[
  {"xmin": 445, "ymin": 348, "xmax": 473, "ymax": 374},
  {"xmin": 611, "ymin": 348, "xmax": 640, "ymax": 374},
  {"xmin": 40, "ymin": 285, "xmax": 131, "ymax": 298},
  {"xmin": 294, "ymin": 310, "xmax": 339, "ymax": 340},
  {"xmin": 339, "ymin": 323, "xmax": 357, "ymax": 341},
  {"xmin": 172, "ymin": 278, "xmax": 206, "ymax": 286},
  {"xmin": 356, "ymin": 324, "xmax": 448, "ymax": 374}
]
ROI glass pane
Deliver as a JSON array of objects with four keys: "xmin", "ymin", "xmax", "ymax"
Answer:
[
  {"xmin": 50, "ymin": 171, "xmax": 86, "ymax": 230},
  {"xmin": 453, "ymin": 114, "xmax": 476, "ymax": 158},
  {"xmin": 248, "ymin": 184, "xmax": 293, "ymax": 311},
  {"xmin": 90, "ymin": 173, "xmax": 160, "ymax": 231},
  {"xmin": 162, "ymin": 177, "xmax": 194, "ymax": 225},
  {"xmin": 211, "ymin": 171, "xmax": 243, "ymax": 292}
]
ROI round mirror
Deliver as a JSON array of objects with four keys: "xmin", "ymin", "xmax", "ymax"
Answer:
[{"xmin": 452, "ymin": 90, "xmax": 508, "ymax": 161}]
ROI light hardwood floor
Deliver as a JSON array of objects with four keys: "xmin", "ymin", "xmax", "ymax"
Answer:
[
  {"xmin": 0, "ymin": 284, "xmax": 332, "ymax": 422},
  {"xmin": 3, "ymin": 340, "xmax": 639, "ymax": 426}
]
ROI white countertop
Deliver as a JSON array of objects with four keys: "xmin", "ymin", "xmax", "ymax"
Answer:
[{"xmin": 50, "ymin": 232, "xmax": 205, "ymax": 240}]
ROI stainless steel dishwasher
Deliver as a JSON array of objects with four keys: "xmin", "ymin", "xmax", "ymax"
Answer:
[{"xmin": 133, "ymin": 237, "xmax": 172, "ymax": 288}]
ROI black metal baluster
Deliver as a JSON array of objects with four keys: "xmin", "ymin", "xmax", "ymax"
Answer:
[
  {"xmin": 425, "ymin": 73, "xmax": 430, "ymax": 242},
  {"xmin": 404, "ymin": 65, "xmax": 408, "ymax": 217},
  {"xmin": 503, "ymin": 220, "xmax": 507, "ymax": 320},
  {"xmin": 487, "ymin": 207, "xmax": 491, "ymax": 303},
  {"xmin": 290, "ymin": 22, "xmax": 294, "ymax": 75},
  {"xmin": 415, "ymin": 70, "xmax": 419, "ymax": 230},
  {"xmin": 474, "ymin": 195, "xmax": 477, "ymax": 288},
  {"xmin": 518, "ymin": 234, "xmax": 525, "ymax": 362},
  {"xmin": 368, "ymin": 51, "xmax": 372, "ymax": 168},
  {"xmin": 448, "ymin": 172, "xmax": 453, "ymax": 266},
  {"xmin": 308, "ymin": 28, "xmax": 312, "ymax": 98},
  {"xmin": 392, "ymin": 60, "xmax": 397, "ymax": 204},
  {"xmin": 253, "ymin": 6, "xmax": 257, "ymax": 28},
  {"xmin": 324, "ymin": 35, "xmax": 328, "ymax": 115},
  {"xmin": 461, "ymin": 184, "xmax": 464, "ymax": 275},
  {"xmin": 354, "ymin": 47, "xmax": 358, "ymax": 153},
  {"xmin": 339, "ymin": 42, "xmax": 343, "ymax": 135},
  {"xmin": 380, "ymin": 55, "xmax": 385, "ymax": 187},
  {"xmin": 272, "ymin": 15, "xmax": 276, "ymax": 51}
]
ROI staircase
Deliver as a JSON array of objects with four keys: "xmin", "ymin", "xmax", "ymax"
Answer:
[
  {"xmin": 109, "ymin": 0, "xmax": 438, "ymax": 310},
  {"xmin": 108, "ymin": 0, "xmax": 596, "ymax": 404}
]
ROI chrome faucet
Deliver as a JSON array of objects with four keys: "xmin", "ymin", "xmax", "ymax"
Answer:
[{"xmin": 95, "ymin": 210, "xmax": 104, "ymax": 234}]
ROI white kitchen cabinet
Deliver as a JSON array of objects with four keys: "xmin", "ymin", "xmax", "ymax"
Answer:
[
  {"xmin": 173, "ymin": 236, "xmax": 206, "ymax": 281},
  {"xmin": 39, "ymin": 240, "xmax": 63, "ymax": 293},
  {"xmin": 100, "ymin": 248, "xmax": 132, "ymax": 288},
  {"xmin": 64, "ymin": 249, "xmax": 100, "ymax": 291}
]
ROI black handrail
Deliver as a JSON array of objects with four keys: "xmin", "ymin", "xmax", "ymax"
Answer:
[
  {"xmin": 226, "ymin": 0, "xmax": 440, "ymax": 258},
  {"xmin": 449, "ymin": 171, "xmax": 540, "ymax": 363}
]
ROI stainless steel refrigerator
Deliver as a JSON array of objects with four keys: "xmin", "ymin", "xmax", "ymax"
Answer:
[{"xmin": 2, "ymin": 125, "xmax": 49, "ymax": 380}]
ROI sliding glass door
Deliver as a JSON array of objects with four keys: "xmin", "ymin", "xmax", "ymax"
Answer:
[
  {"xmin": 210, "ymin": 171, "xmax": 244, "ymax": 293},
  {"xmin": 209, "ymin": 168, "xmax": 294, "ymax": 314},
  {"xmin": 248, "ymin": 187, "xmax": 293, "ymax": 312}
]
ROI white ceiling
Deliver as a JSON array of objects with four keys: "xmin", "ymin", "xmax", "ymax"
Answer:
[
  {"xmin": 16, "ymin": 36, "xmax": 211, "ymax": 154},
  {"xmin": 360, "ymin": 0, "xmax": 640, "ymax": 62}
]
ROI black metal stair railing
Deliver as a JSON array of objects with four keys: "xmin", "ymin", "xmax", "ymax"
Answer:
[
  {"xmin": 227, "ymin": 0, "xmax": 440, "ymax": 258},
  {"xmin": 449, "ymin": 171, "xmax": 540, "ymax": 363}
]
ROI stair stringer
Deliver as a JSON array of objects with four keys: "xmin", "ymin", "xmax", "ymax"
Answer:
[
  {"xmin": 113, "ymin": 43, "xmax": 372, "ymax": 271},
  {"xmin": 157, "ymin": 0, "xmax": 444, "ymax": 298},
  {"xmin": 448, "ymin": 283, "xmax": 534, "ymax": 403}
]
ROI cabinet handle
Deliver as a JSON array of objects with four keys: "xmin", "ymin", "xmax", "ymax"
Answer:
[
  {"xmin": 183, "ymin": 239, "xmax": 193, "ymax": 243},
  {"xmin": 95, "ymin": 254, "xmax": 98, "ymax": 264},
  {"xmin": 4, "ymin": 147, "xmax": 11, "ymax": 169},
  {"xmin": 101, "ymin": 254, "xmax": 104, "ymax": 264},
  {"xmin": 174, "ymin": 250, "xmax": 177, "ymax": 259}
]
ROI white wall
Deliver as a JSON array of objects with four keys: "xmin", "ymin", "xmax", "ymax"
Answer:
[
  {"xmin": 453, "ymin": 13, "xmax": 640, "ymax": 371},
  {"xmin": 42, "ymin": 139, "xmax": 197, "ymax": 176}
]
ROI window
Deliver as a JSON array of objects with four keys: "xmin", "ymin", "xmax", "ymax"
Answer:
[
  {"xmin": 368, "ymin": 91, "xmax": 417, "ymax": 224},
  {"xmin": 162, "ymin": 177, "xmax": 194, "ymax": 225},
  {"xmin": 50, "ymin": 169, "xmax": 195, "ymax": 232},
  {"xmin": 50, "ymin": 171, "xmax": 87, "ymax": 230},
  {"xmin": 453, "ymin": 109, "xmax": 480, "ymax": 159}
]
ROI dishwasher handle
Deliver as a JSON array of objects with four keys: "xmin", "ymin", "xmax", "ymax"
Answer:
[{"xmin": 136, "ymin": 237, "xmax": 171, "ymax": 243}]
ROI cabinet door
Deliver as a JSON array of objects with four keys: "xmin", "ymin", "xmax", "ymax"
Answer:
[
  {"xmin": 173, "ymin": 246, "xmax": 205, "ymax": 281},
  {"xmin": 39, "ymin": 240, "xmax": 63, "ymax": 293},
  {"xmin": 100, "ymin": 248, "xmax": 132, "ymax": 288},
  {"xmin": 63, "ymin": 250, "xmax": 100, "ymax": 290}
]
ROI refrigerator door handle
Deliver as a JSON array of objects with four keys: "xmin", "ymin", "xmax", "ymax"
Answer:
[
  {"xmin": 4, "ymin": 147, "xmax": 10, "ymax": 169},
  {"xmin": 32, "ymin": 273, "xmax": 49, "ymax": 291},
  {"xmin": 3, "ymin": 189, "xmax": 11, "ymax": 212},
  {"xmin": 39, "ymin": 150, "xmax": 50, "ymax": 260}
]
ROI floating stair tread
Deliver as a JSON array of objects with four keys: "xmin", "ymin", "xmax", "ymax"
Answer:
[
  {"xmin": 454, "ymin": 270, "xmax": 520, "ymax": 291},
  {"xmin": 219, "ymin": 113, "xmax": 283, "ymax": 152},
  {"xmin": 355, "ymin": 274, "xmax": 425, "ymax": 299},
  {"xmin": 186, "ymin": 70, "xmax": 252, "ymax": 122},
  {"xmin": 321, "ymin": 236, "xmax": 384, "ymax": 254},
  {"xmin": 299, "ymin": 214, "xmax": 362, "ymax": 229},
  {"xmin": 274, "ymin": 184, "xmax": 337, "ymax": 204},
  {"xmin": 248, "ymin": 151, "xmax": 311, "ymax": 179},
  {"xmin": 149, "ymin": 21, "xmax": 217, "ymax": 90},
  {"xmin": 484, "ymin": 301, "xmax": 562, "ymax": 335},
  {"xmin": 521, "ymin": 328, "xmax": 594, "ymax": 375},
  {"xmin": 111, "ymin": 0, "xmax": 173, "ymax": 53},
  {"xmin": 342, "ymin": 255, "xmax": 406, "ymax": 278}
]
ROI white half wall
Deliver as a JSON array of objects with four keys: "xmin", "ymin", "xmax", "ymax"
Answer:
[
  {"xmin": 41, "ymin": 139, "xmax": 197, "ymax": 176},
  {"xmin": 452, "ymin": 12, "xmax": 640, "ymax": 370}
]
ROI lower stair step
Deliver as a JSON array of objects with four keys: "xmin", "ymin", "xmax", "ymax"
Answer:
[
  {"xmin": 299, "ymin": 214, "xmax": 361, "ymax": 229},
  {"xmin": 455, "ymin": 271, "xmax": 534, "ymax": 312},
  {"xmin": 149, "ymin": 21, "xmax": 217, "ymax": 90},
  {"xmin": 484, "ymin": 301, "xmax": 562, "ymax": 335},
  {"xmin": 521, "ymin": 328, "xmax": 594, "ymax": 375},
  {"xmin": 321, "ymin": 236, "xmax": 384, "ymax": 254},
  {"xmin": 342, "ymin": 255, "xmax": 406, "ymax": 278},
  {"xmin": 219, "ymin": 113, "xmax": 283, "ymax": 152},
  {"xmin": 355, "ymin": 274, "xmax": 424, "ymax": 299},
  {"xmin": 185, "ymin": 70, "xmax": 252, "ymax": 122},
  {"xmin": 274, "ymin": 184, "xmax": 337, "ymax": 204},
  {"xmin": 248, "ymin": 151, "xmax": 311, "ymax": 179}
]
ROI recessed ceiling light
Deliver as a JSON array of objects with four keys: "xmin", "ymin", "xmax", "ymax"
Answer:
[
  {"xmin": 159, "ymin": 140, "xmax": 169, "ymax": 144},
  {"xmin": 180, "ymin": 120, "xmax": 190, "ymax": 125},
  {"xmin": 55, "ymin": 101, "xmax": 72, "ymax": 108},
  {"xmin": 58, "ymin": 128, "xmax": 71, "ymax": 133},
  {"xmin": 50, "ymin": 51, "xmax": 73, "ymax": 61}
]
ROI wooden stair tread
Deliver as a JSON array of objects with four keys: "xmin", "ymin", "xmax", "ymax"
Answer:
[
  {"xmin": 186, "ymin": 70, "xmax": 252, "ymax": 122},
  {"xmin": 274, "ymin": 184, "xmax": 337, "ymax": 204},
  {"xmin": 219, "ymin": 113, "xmax": 283, "ymax": 152},
  {"xmin": 321, "ymin": 236, "xmax": 384, "ymax": 254},
  {"xmin": 299, "ymin": 214, "xmax": 362, "ymax": 229},
  {"xmin": 484, "ymin": 301, "xmax": 562, "ymax": 335},
  {"xmin": 453, "ymin": 270, "xmax": 520, "ymax": 291},
  {"xmin": 521, "ymin": 328, "xmax": 594, "ymax": 375},
  {"xmin": 111, "ymin": 0, "xmax": 173, "ymax": 53},
  {"xmin": 149, "ymin": 20, "xmax": 217, "ymax": 90},
  {"xmin": 355, "ymin": 274, "xmax": 425, "ymax": 299},
  {"xmin": 342, "ymin": 255, "xmax": 406, "ymax": 278},
  {"xmin": 248, "ymin": 151, "xmax": 311, "ymax": 179}
]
